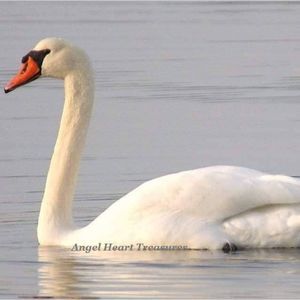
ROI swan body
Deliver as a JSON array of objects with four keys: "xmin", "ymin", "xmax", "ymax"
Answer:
[{"xmin": 4, "ymin": 38, "xmax": 300, "ymax": 250}]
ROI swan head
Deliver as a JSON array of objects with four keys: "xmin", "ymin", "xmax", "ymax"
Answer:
[{"xmin": 4, "ymin": 37, "xmax": 90, "ymax": 93}]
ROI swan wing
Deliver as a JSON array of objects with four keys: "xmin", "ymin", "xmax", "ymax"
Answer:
[
  {"xmin": 99, "ymin": 166, "xmax": 300, "ymax": 223},
  {"xmin": 72, "ymin": 165, "xmax": 300, "ymax": 248}
]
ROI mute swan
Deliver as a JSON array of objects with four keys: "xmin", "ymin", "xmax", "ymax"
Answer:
[{"xmin": 4, "ymin": 38, "xmax": 300, "ymax": 251}]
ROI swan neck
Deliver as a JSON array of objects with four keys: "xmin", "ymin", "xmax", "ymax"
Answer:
[{"xmin": 38, "ymin": 65, "xmax": 94, "ymax": 244}]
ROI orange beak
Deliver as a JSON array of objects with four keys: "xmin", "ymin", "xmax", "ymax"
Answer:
[{"xmin": 4, "ymin": 56, "xmax": 41, "ymax": 93}]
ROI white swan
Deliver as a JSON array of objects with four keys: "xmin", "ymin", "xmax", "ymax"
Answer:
[{"xmin": 4, "ymin": 38, "xmax": 300, "ymax": 251}]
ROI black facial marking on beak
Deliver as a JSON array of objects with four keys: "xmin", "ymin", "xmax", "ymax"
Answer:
[{"xmin": 22, "ymin": 49, "xmax": 51, "ymax": 69}]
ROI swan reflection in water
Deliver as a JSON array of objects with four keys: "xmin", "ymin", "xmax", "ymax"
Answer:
[
  {"xmin": 37, "ymin": 246, "xmax": 209, "ymax": 299},
  {"xmin": 37, "ymin": 246, "xmax": 300, "ymax": 299}
]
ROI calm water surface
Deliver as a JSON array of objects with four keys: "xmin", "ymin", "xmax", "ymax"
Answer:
[{"xmin": 1, "ymin": 1, "xmax": 300, "ymax": 299}]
